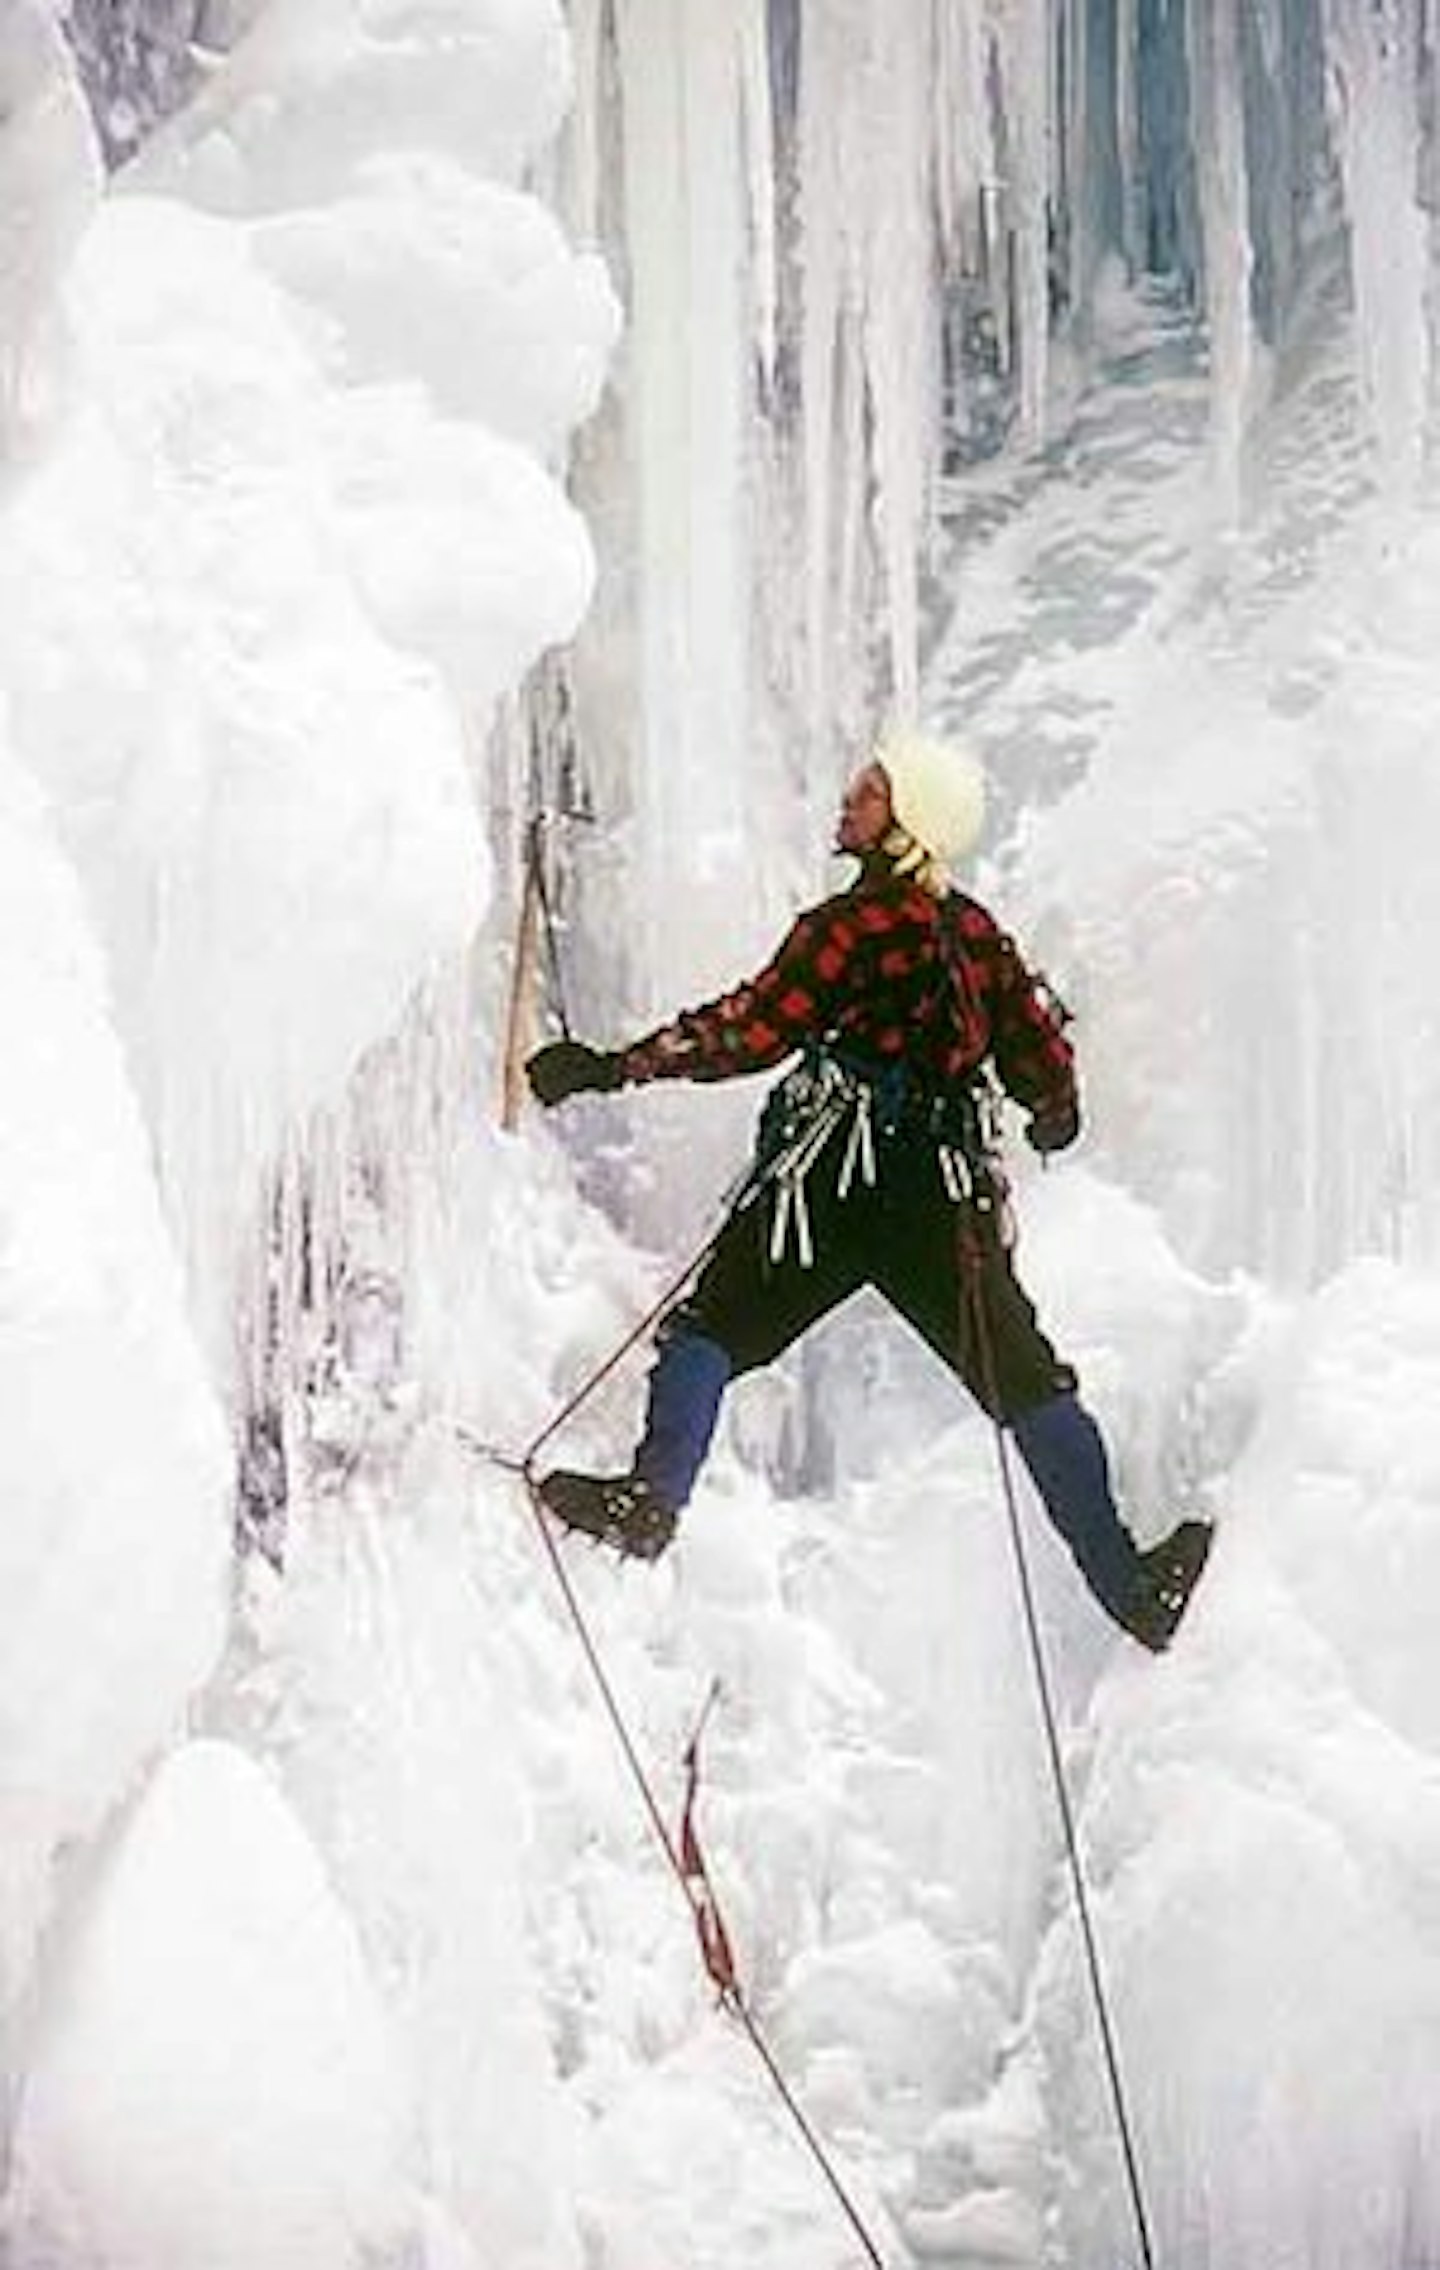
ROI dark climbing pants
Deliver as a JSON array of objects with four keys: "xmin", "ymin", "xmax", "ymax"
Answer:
[
  {"xmin": 673, "ymin": 1128, "xmax": 1074, "ymax": 1416},
  {"xmin": 635, "ymin": 1124, "xmax": 1148, "ymax": 1626}
]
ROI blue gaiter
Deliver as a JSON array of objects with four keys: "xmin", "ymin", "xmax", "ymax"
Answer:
[{"xmin": 634, "ymin": 1328, "xmax": 733, "ymax": 1510}]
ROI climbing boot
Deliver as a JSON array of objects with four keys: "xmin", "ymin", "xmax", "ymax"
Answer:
[
  {"xmin": 537, "ymin": 1469, "xmax": 678, "ymax": 1562},
  {"xmin": 1120, "ymin": 1520, "xmax": 1213, "ymax": 1652}
]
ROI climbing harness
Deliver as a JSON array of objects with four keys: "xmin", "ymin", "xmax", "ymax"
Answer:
[
  {"xmin": 747, "ymin": 1041, "xmax": 1003, "ymax": 1271},
  {"xmin": 755, "ymin": 1054, "xmax": 860, "ymax": 1267},
  {"xmin": 959, "ymin": 1217, "xmax": 1157, "ymax": 2270}
]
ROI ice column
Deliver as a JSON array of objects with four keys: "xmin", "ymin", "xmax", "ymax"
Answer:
[
  {"xmin": 796, "ymin": 2, "xmax": 980, "ymax": 728},
  {"xmin": 1322, "ymin": 0, "xmax": 1430, "ymax": 495},
  {"xmin": 989, "ymin": 0, "xmax": 1057, "ymax": 447},
  {"xmin": 1186, "ymin": 0, "xmax": 1257, "ymax": 517},
  {"xmin": 609, "ymin": 0, "xmax": 757, "ymax": 952}
]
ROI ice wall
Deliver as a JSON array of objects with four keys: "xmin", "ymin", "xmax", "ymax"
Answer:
[
  {"xmin": 0, "ymin": 744, "xmax": 231, "ymax": 2029},
  {"xmin": 62, "ymin": 0, "xmax": 203, "ymax": 165},
  {"xmin": 0, "ymin": 0, "xmax": 619, "ymax": 2257},
  {"xmin": 0, "ymin": 0, "xmax": 232, "ymax": 2097},
  {"xmin": 555, "ymin": 0, "xmax": 1435, "ymax": 850}
]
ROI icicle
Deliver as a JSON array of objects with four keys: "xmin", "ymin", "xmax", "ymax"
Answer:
[
  {"xmin": 930, "ymin": 0, "xmax": 990, "ymax": 267},
  {"xmin": 608, "ymin": 0, "xmax": 756, "ymax": 977},
  {"xmin": 990, "ymin": 0, "xmax": 1054, "ymax": 449},
  {"xmin": 738, "ymin": 0, "xmax": 779, "ymax": 400},
  {"xmin": 795, "ymin": 2, "xmax": 951, "ymax": 723},
  {"xmin": 565, "ymin": 0, "xmax": 604, "ymax": 243},
  {"xmin": 796, "ymin": 0, "xmax": 847, "ymax": 737},
  {"xmin": 1320, "ymin": 0, "xmax": 1429, "ymax": 498},
  {"xmin": 1186, "ymin": 0, "xmax": 1256, "ymax": 520},
  {"xmin": 1115, "ymin": 0, "xmax": 1142, "ymax": 273},
  {"xmin": 861, "ymin": 9, "xmax": 937, "ymax": 713}
]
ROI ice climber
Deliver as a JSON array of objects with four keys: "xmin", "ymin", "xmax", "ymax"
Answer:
[{"xmin": 525, "ymin": 731, "xmax": 1210, "ymax": 1651}]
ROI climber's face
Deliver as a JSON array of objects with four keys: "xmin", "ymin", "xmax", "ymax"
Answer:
[{"xmin": 835, "ymin": 762, "xmax": 893, "ymax": 855}]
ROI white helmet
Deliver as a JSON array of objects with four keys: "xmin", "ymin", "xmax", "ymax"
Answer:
[{"xmin": 874, "ymin": 728, "xmax": 987, "ymax": 869}]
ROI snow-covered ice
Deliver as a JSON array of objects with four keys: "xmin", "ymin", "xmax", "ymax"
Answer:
[
  {"xmin": 0, "ymin": 747, "xmax": 230, "ymax": 2018},
  {"xmin": 5, "ymin": 1740, "xmax": 409, "ymax": 2270}
]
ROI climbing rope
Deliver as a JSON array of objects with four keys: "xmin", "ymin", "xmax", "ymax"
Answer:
[
  {"xmin": 959, "ymin": 1224, "xmax": 1157, "ymax": 2270},
  {"xmin": 679, "ymin": 1680, "xmax": 741, "ymax": 1999},
  {"xmin": 457, "ymin": 1221, "xmax": 890, "ymax": 2269},
  {"xmin": 489, "ymin": 1125, "xmax": 1149, "ymax": 2257},
  {"xmin": 518, "ymin": 1464, "xmax": 887, "ymax": 2268},
  {"xmin": 520, "ymin": 1229, "xmax": 714, "ymax": 1472}
]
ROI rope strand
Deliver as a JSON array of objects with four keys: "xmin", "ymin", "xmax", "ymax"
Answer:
[
  {"xmin": 520, "ymin": 1224, "xmax": 719, "ymax": 1471},
  {"xmin": 960, "ymin": 1228, "xmax": 1157, "ymax": 2270},
  {"xmin": 460, "ymin": 1216, "xmax": 891, "ymax": 2266},
  {"xmin": 512, "ymin": 1465, "xmax": 889, "ymax": 2269}
]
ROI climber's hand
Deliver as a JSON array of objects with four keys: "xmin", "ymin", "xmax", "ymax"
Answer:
[
  {"xmin": 1025, "ymin": 1100, "xmax": 1080, "ymax": 1155},
  {"xmin": 526, "ymin": 1040, "xmax": 624, "ymax": 1108}
]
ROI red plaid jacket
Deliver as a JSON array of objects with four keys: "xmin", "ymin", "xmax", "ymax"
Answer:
[{"xmin": 617, "ymin": 873, "xmax": 1075, "ymax": 1118}]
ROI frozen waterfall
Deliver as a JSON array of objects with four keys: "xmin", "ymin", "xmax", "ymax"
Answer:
[{"xmin": 2, "ymin": 3, "xmax": 1440, "ymax": 2268}]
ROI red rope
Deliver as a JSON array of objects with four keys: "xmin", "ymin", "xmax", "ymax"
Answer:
[
  {"xmin": 457, "ymin": 1222, "xmax": 891, "ymax": 2267},
  {"xmin": 466, "ymin": 1182, "xmax": 1150, "ymax": 2270},
  {"xmin": 450, "ymin": 1142, "xmax": 893, "ymax": 2261},
  {"xmin": 520, "ymin": 1225, "xmax": 719, "ymax": 1471},
  {"xmin": 679, "ymin": 1682, "xmax": 741, "ymax": 2002},
  {"xmin": 509, "ymin": 1460, "xmax": 888, "ymax": 2268}
]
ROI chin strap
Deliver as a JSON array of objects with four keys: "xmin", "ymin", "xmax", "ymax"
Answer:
[{"xmin": 878, "ymin": 820, "xmax": 947, "ymax": 896}]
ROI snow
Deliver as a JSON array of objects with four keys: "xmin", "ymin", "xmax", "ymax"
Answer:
[
  {"xmin": 252, "ymin": 156, "xmax": 618, "ymax": 458},
  {"xmin": 5, "ymin": 1740, "xmax": 410, "ymax": 2269},
  {"xmin": 4, "ymin": 2, "xmax": 1440, "ymax": 2269},
  {"xmin": 0, "ymin": 0, "xmax": 102, "ymax": 454},
  {"xmin": 1038, "ymin": 1267, "xmax": 1440, "ymax": 2262},
  {"xmin": 0, "ymin": 196, "xmax": 490, "ymax": 1316},
  {"xmin": 135, "ymin": 0, "xmax": 574, "ymax": 211}
]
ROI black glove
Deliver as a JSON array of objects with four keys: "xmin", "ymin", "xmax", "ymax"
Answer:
[
  {"xmin": 526, "ymin": 1039, "xmax": 624, "ymax": 1108},
  {"xmin": 1025, "ymin": 1100, "xmax": 1080, "ymax": 1155}
]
